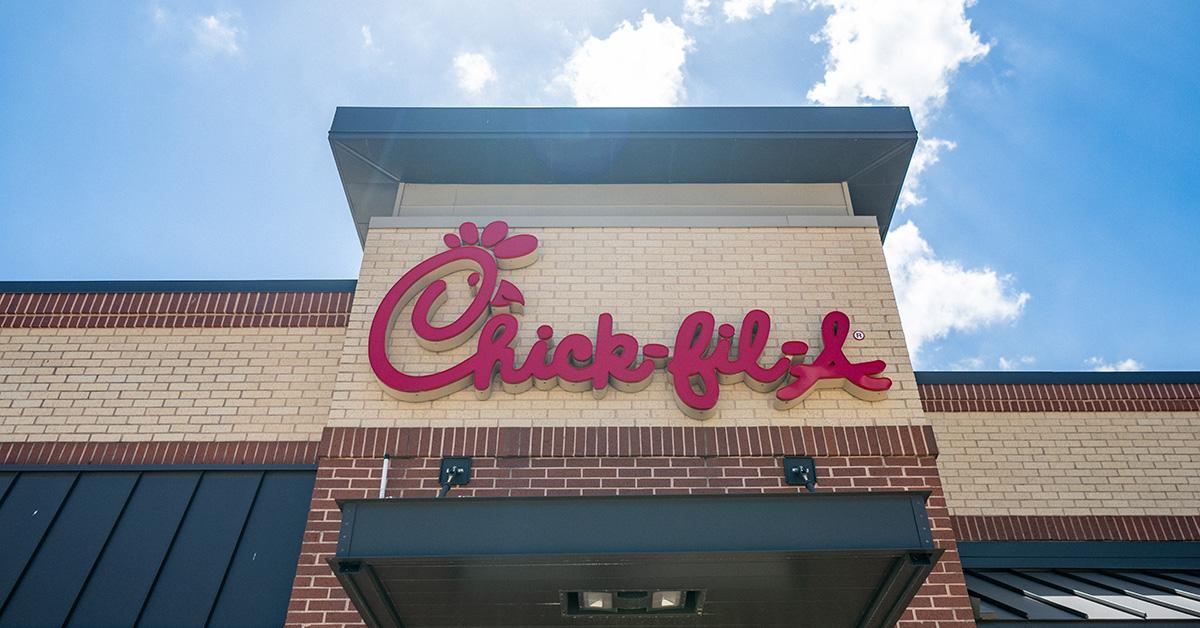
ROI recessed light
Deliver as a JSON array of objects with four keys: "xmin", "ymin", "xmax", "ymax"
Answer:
[
  {"xmin": 565, "ymin": 590, "xmax": 703, "ymax": 616},
  {"xmin": 579, "ymin": 591, "xmax": 614, "ymax": 611},
  {"xmin": 651, "ymin": 590, "xmax": 684, "ymax": 610}
]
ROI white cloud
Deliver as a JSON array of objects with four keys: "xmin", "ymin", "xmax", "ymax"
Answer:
[
  {"xmin": 555, "ymin": 12, "xmax": 693, "ymax": 106},
  {"xmin": 152, "ymin": 6, "xmax": 169, "ymax": 26},
  {"xmin": 806, "ymin": 0, "xmax": 988, "ymax": 208},
  {"xmin": 361, "ymin": 25, "xmax": 374, "ymax": 50},
  {"xmin": 899, "ymin": 137, "xmax": 954, "ymax": 210},
  {"xmin": 1085, "ymin": 357, "xmax": 1145, "ymax": 372},
  {"xmin": 453, "ymin": 52, "xmax": 497, "ymax": 95},
  {"xmin": 723, "ymin": 0, "xmax": 779, "ymax": 21},
  {"xmin": 683, "ymin": 0, "xmax": 711, "ymax": 24},
  {"xmin": 951, "ymin": 356, "xmax": 985, "ymax": 370},
  {"xmin": 806, "ymin": 0, "xmax": 989, "ymax": 125},
  {"xmin": 193, "ymin": 13, "xmax": 241, "ymax": 56},
  {"xmin": 999, "ymin": 355, "xmax": 1036, "ymax": 370},
  {"xmin": 805, "ymin": 0, "xmax": 1018, "ymax": 361},
  {"xmin": 885, "ymin": 221, "xmax": 1030, "ymax": 361}
]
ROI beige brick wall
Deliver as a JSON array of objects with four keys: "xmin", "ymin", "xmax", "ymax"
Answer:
[
  {"xmin": 331, "ymin": 226, "xmax": 923, "ymax": 427},
  {"xmin": 0, "ymin": 327, "xmax": 344, "ymax": 442},
  {"xmin": 931, "ymin": 411, "xmax": 1200, "ymax": 515}
]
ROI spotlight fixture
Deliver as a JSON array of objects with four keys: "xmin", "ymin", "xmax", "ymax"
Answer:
[
  {"xmin": 564, "ymin": 590, "xmax": 703, "ymax": 615},
  {"xmin": 579, "ymin": 591, "xmax": 614, "ymax": 612},
  {"xmin": 651, "ymin": 590, "xmax": 685, "ymax": 610}
]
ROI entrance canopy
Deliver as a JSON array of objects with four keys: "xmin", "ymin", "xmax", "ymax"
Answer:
[{"xmin": 331, "ymin": 492, "xmax": 940, "ymax": 627}]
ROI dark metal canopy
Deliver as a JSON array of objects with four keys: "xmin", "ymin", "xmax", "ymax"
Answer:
[
  {"xmin": 331, "ymin": 492, "xmax": 940, "ymax": 628},
  {"xmin": 329, "ymin": 107, "xmax": 917, "ymax": 242}
]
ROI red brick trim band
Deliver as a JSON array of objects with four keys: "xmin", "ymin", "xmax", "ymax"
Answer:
[
  {"xmin": 318, "ymin": 425, "xmax": 939, "ymax": 459},
  {"xmin": 952, "ymin": 515, "xmax": 1200, "ymax": 542},
  {"xmin": 0, "ymin": 440, "xmax": 320, "ymax": 466},
  {"xmin": 919, "ymin": 383, "xmax": 1200, "ymax": 413},
  {"xmin": 0, "ymin": 291, "xmax": 353, "ymax": 329}
]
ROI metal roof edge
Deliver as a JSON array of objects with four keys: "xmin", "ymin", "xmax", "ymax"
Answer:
[
  {"xmin": 959, "ymin": 541, "xmax": 1200, "ymax": 570},
  {"xmin": 329, "ymin": 105, "xmax": 919, "ymax": 136}
]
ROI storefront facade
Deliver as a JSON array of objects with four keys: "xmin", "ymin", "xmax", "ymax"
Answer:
[{"xmin": 1, "ymin": 107, "xmax": 1197, "ymax": 627}]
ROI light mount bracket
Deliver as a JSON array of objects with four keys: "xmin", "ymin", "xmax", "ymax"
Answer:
[
  {"xmin": 437, "ymin": 457, "xmax": 472, "ymax": 498},
  {"xmin": 783, "ymin": 456, "xmax": 818, "ymax": 492}
]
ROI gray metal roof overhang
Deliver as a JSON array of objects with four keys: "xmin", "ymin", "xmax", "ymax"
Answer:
[
  {"xmin": 330, "ymin": 492, "xmax": 941, "ymax": 627},
  {"xmin": 329, "ymin": 107, "xmax": 917, "ymax": 243},
  {"xmin": 960, "ymin": 542, "xmax": 1200, "ymax": 625}
]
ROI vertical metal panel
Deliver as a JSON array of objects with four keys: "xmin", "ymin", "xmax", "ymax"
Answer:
[
  {"xmin": 135, "ymin": 471, "xmax": 262, "ymax": 627},
  {"xmin": 207, "ymin": 471, "xmax": 317, "ymax": 627},
  {"xmin": 0, "ymin": 468, "xmax": 316, "ymax": 627},
  {"xmin": 0, "ymin": 473, "xmax": 15, "ymax": 504},
  {"xmin": 0, "ymin": 473, "xmax": 138, "ymax": 626},
  {"xmin": 65, "ymin": 472, "xmax": 201, "ymax": 627},
  {"xmin": 965, "ymin": 567, "xmax": 1200, "ymax": 623},
  {"xmin": 0, "ymin": 472, "xmax": 77, "ymax": 606}
]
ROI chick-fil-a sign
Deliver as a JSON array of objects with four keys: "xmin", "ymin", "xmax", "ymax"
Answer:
[{"xmin": 368, "ymin": 221, "xmax": 892, "ymax": 419}]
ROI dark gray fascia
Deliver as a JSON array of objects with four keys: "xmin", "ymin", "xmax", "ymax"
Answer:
[{"xmin": 328, "ymin": 106, "xmax": 918, "ymax": 244}]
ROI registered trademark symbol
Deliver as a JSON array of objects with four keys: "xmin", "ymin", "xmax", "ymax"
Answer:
[{"xmin": 852, "ymin": 330, "xmax": 865, "ymax": 341}]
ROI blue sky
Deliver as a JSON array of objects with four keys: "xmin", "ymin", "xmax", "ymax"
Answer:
[{"xmin": 1, "ymin": 1, "xmax": 1197, "ymax": 372}]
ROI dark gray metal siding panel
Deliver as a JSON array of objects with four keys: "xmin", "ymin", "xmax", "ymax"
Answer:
[
  {"xmin": 965, "ymin": 572, "xmax": 1082, "ymax": 621},
  {"xmin": 1033, "ymin": 571, "xmax": 1193, "ymax": 620},
  {"xmin": 0, "ymin": 473, "xmax": 138, "ymax": 626},
  {"xmin": 984, "ymin": 571, "xmax": 1131, "ymax": 620},
  {"xmin": 65, "ymin": 472, "xmax": 202, "ymax": 627},
  {"xmin": 0, "ymin": 473, "xmax": 14, "ymax": 503},
  {"xmin": 0, "ymin": 469, "xmax": 315, "ymax": 628},
  {"xmin": 0, "ymin": 472, "xmax": 77, "ymax": 607},
  {"xmin": 136, "ymin": 472, "xmax": 264, "ymax": 627},
  {"xmin": 207, "ymin": 471, "xmax": 317, "ymax": 627},
  {"xmin": 967, "ymin": 568, "xmax": 1200, "ymax": 623},
  {"xmin": 961, "ymin": 541, "xmax": 1200, "ymax": 623}
]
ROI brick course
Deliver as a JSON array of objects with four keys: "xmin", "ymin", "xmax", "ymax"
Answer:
[
  {"xmin": 920, "ymin": 382, "xmax": 1200, "ymax": 413},
  {"xmin": 287, "ymin": 426, "xmax": 974, "ymax": 628},
  {"xmin": 0, "ymin": 291, "xmax": 352, "ymax": 329},
  {"xmin": 0, "ymin": 439, "xmax": 318, "ymax": 465},
  {"xmin": 318, "ymin": 425, "xmax": 939, "ymax": 458},
  {"xmin": 952, "ymin": 514, "xmax": 1200, "ymax": 541}
]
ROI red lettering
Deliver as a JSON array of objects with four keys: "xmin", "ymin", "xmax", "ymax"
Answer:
[
  {"xmin": 775, "ymin": 311, "xmax": 892, "ymax": 407},
  {"xmin": 368, "ymin": 221, "xmax": 893, "ymax": 418}
]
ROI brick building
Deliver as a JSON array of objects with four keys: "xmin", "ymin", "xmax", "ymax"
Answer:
[{"xmin": 1, "ymin": 107, "xmax": 1198, "ymax": 627}]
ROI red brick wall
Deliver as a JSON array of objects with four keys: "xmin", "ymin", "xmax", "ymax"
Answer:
[
  {"xmin": 0, "ymin": 440, "xmax": 318, "ymax": 465},
  {"xmin": 0, "ymin": 290, "xmax": 352, "ymax": 328},
  {"xmin": 287, "ymin": 426, "xmax": 975, "ymax": 628},
  {"xmin": 952, "ymin": 515, "xmax": 1200, "ymax": 541},
  {"xmin": 919, "ymin": 382, "xmax": 1200, "ymax": 413}
]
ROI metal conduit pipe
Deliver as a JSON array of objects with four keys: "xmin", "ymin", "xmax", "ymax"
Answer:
[{"xmin": 378, "ymin": 453, "xmax": 390, "ymax": 499}]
